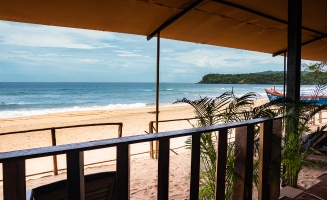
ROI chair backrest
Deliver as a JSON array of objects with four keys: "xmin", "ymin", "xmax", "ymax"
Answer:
[{"xmin": 30, "ymin": 172, "xmax": 116, "ymax": 200}]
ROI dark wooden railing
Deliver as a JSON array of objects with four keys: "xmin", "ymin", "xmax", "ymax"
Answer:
[
  {"xmin": 0, "ymin": 122, "xmax": 123, "ymax": 177},
  {"xmin": 0, "ymin": 117, "xmax": 282, "ymax": 200},
  {"xmin": 147, "ymin": 108, "xmax": 285, "ymax": 159}
]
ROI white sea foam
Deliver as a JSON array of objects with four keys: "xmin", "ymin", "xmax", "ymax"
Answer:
[{"xmin": 0, "ymin": 103, "xmax": 148, "ymax": 119}]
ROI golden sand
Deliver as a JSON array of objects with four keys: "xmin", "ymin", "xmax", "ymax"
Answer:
[{"xmin": 0, "ymin": 98, "xmax": 326, "ymax": 199}]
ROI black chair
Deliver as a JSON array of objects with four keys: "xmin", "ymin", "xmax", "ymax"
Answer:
[{"xmin": 28, "ymin": 172, "xmax": 116, "ymax": 200}]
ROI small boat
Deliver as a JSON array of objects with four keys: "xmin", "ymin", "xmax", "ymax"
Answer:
[{"xmin": 264, "ymin": 87, "xmax": 327, "ymax": 105}]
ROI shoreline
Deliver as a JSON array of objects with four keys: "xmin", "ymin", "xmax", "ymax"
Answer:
[
  {"xmin": 0, "ymin": 96, "xmax": 269, "ymax": 120},
  {"xmin": 0, "ymin": 98, "xmax": 268, "ymax": 135}
]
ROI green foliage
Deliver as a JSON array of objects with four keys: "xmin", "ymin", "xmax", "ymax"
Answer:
[
  {"xmin": 175, "ymin": 91, "xmax": 279, "ymax": 199},
  {"xmin": 302, "ymin": 62, "xmax": 327, "ymax": 86},
  {"xmin": 198, "ymin": 72, "xmax": 327, "ymax": 85},
  {"xmin": 178, "ymin": 84, "xmax": 327, "ymax": 198},
  {"xmin": 279, "ymin": 85, "xmax": 327, "ymax": 187},
  {"xmin": 282, "ymin": 131, "xmax": 311, "ymax": 187}
]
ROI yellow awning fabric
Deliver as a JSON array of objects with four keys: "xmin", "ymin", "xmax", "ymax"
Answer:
[{"xmin": 0, "ymin": 0, "xmax": 326, "ymax": 61}]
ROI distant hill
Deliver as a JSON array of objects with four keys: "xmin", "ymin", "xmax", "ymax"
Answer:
[
  {"xmin": 256, "ymin": 70, "xmax": 283, "ymax": 74},
  {"xmin": 198, "ymin": 71, "xmax": 321, "ymax": 84}
]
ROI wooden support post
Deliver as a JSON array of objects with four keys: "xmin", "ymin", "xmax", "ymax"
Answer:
[
  {"xmin": 3, "ymin": 159, "xmax": 26, "ymax": 200},
  {"xmin": 51, "ymin": 128, "xmax": 58, "ymax": 175},
  {"xmin": 232, "ymin": 124, "xmax": 255, "ymax": 200},
  {"xmin": 149, "ymin": 121, "xmax": 154, "ymax": 159},
  {"xmin": 215, "ymin": 128, "xmax": 228, "ymax": 200},
  {"xmin": 258, "ymin": 120, "xmax": 273, "ymax": 200},
  {"xmin": 116, "ymin": 143, "xmax": 130, "ymax": 200},
  {"xmin": 155, "ymin": 32, "xmax": 160, "ymax": 160},
  {"xmin": 66, "ymin": 151, "xmax": 85, "ymax": 200},
  {"xmin": 158, "ymin": 137, "xmax": 170, "ymax": 200},
  {"xmin": 286, "ymin": 0, "xmax": 302, "ymax": 101},
  {"xmin": 319, "ymin": 111, "xmax": 322, "ymax": 124},
  {"xmin": 270, "ymin": 119, "xmax": 282, "ymax": 200},
  {"xmin": 190, "ymin": 133, "xmax": 201, "ymax": 200},
  {"xmin": 118, "ymin": 124, "xmax": 123, "ymax": 138}
]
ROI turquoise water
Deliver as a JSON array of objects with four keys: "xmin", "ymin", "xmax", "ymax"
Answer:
[{"xmin": 0, "ymin": 82, "xmax": 316, "ymax": 118}]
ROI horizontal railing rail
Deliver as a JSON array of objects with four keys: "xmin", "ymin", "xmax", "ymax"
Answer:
[
  {"xmin": 0, "ymin": 117, "xmax": 282, "ymax": 200},
  {"xmin": 0, "ymin": 122, "xmax": 123, "ymax": 136},
  {"xmin": 147, "ymin": 109, "xmax": 283, "ymax": 159},
  {"xmin": 147, "ymin": 117, "xmax": 197, "ymax": 158},
  {"xmin": 0, "ymin": 122, "xmax": 123, "ymax": 176}
]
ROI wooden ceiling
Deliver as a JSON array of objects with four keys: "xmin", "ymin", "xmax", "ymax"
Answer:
[{"xmin": 0, "ymin": 0, "xmax": 326, "ymax": 61}]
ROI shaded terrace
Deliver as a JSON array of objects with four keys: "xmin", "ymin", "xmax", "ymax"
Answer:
[{"xmin": 0, "ymin": 0, "xmax": 327, "ymax": 199}]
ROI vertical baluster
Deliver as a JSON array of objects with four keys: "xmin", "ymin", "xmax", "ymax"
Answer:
[
  {"xmin": 158, "ymin": 137, "xmax": 170, "ymax": 200},
  {"xmin": 116, "ymin": 143, "xmax": 130, "ymax": 200},
  {"xmin": 51, "ymin": 128, "xmax": 58, "ymax": 175},
  {"xmin": 66, "ymin": 151, "xmax": 85, "ymax": 200},
  {"xmin": 118, "ymin": 123, "xmax": 123, "ymax": 138},
  {"xmin": 270, "ymin": 119, "xmax": 282, "ymax": 200},
  {"xmin": 190, "ymin": 133, "xmax": 201, "ymax": 200},
  {"xmin": 149, "ymin": 121, "xmax": 154, "ymax": 159},
  {"xmin": 215, "ymin": 128, "xmax": 228, "ymax": 200},
  {"xmin": 3, "ymin": 159, "xmax": 26, "ymax": 200},
  {"xmin": 244, "ymin": 124, "xmax": 255, "ymax": 200},
  {"xmin": 232, "ymin": 124, "xmax": 255, "ymax": 200},
  {"xmin": 258, "ymin": 120, "xmax": 273, "ymax": 200}
]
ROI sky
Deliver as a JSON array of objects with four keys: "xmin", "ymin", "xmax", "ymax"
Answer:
[{"xmin": 0, "ymin": 20, "xmax": 288, "ymax": 83}]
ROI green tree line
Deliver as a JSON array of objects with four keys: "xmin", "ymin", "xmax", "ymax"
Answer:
[{"xmin": 198, "ymin": 72, "xmax": 325, "ymax": 85}]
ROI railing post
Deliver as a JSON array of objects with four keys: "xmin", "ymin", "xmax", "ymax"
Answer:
[
  {"xmin": 232, "ymin": 124, "xmax": 255, "ymax": 200},
  {"xmin": 158, "ymin": 137, "xmax": 170, "ymax": 200},
  {"xmin": 270, "ymin": 119, "xmax": 282, "ymax": 200},
  {"xmin": 155, "ymin": 125, "xmax": 159, "ymax": 159},
  {"xmin": 319, "ymin": 110, "xmax": 322, "ymax": 124},
  {"xmin": 149, "ymin": 121, "xmax": 154, "ymax": 159},
  {"xmin": 116, "ymin": 143, "xmax": 130, "ymax": 200},
  {"xmin": 66, "ymin": 151, "xmax": 85, "ymax": 200},
  {"xmin": 215, "ymin": 128, "xmax": 228, "ymax": 200},
  {"xmin": 190, "ymin": 133, "xmax": 201, "ymax": 200},
  {"xmin": 51, "ymin": 128, "xmax": 59, "ymax": 175},
  {"xmin": 258, "ymin": 120, "xmax": 273, "ymax": 200},
  {"xmin": 118, "ymin": 123, "xmax": 123, "ymax": 138},
  {"xmin": 3, "ymin": 159, "xmax": 26, "ymax": 200}
]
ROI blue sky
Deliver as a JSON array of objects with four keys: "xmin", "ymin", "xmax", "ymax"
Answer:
[{"xmin": 0, "ymin": 20, "xmax": 287, "ymax": 83}]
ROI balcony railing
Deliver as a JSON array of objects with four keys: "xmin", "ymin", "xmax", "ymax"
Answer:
[
  {"xmin": 0, "ymin": 122, "xmax": 123, "ymax": 178},
  {"xmin": 0, "ymin": 117, "xmax": 282, "ymax": 200}
]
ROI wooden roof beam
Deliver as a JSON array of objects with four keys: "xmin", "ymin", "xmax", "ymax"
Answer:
[
  {"xmin": 147, "ymin": 0, "xmax": 205, "ymax": 41},
  {"xmin": 211, "ymin": 0, "xmax": 324, "ymax": 36},
  {"xmin": 272, "ymin": 33, "xmax": 327, "ymax": 57}
]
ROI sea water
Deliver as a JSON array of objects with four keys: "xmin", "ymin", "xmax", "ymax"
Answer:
[{"xmin": 0, "ymin": 82, "xmax": 316, "ymax": 118}]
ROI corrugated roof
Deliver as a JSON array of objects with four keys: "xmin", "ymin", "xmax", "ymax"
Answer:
[{"xmin": 0, "ymin": 0, "xmax": 326, "ymax": 61}]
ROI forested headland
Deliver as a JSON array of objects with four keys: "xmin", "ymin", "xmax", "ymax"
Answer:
[{"xmin": 198, "ymin": 71, "xmax": 324, "ymax": 85}]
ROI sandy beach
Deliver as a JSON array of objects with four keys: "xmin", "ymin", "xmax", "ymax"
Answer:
[{"xmin": 0, "ymin": 98, "xmax": 326, "ymax": 199}]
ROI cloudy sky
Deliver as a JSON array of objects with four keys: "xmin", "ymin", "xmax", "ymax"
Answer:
[{"xmin": 0, "ymin": 20, "xmax": 287, "ymax": 83}]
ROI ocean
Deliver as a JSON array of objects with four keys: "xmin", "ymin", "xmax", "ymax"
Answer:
[{"xmin": 0, "ymin": 82, "xmax": 316, "ymax": 119}]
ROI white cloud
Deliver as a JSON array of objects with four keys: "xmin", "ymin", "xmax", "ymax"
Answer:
[
  {"xmin": 170, "ymin": 48, "xmax": 284, "ymax": 69},
  {"xmin": 77, "ymin": 58, "xmax": 101, "ymax": 63},
  {"xmin": 0, "ymin": 21, "xmax": 117, "ymax": 49},
  {"xmin": 115, "ymin": 50, "xmax": 142, "ymax": 57}
]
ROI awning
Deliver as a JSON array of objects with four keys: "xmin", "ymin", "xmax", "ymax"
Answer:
[{"xmin": 0, "ymin": 0, "xmax": 326, "ymax": 61}]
